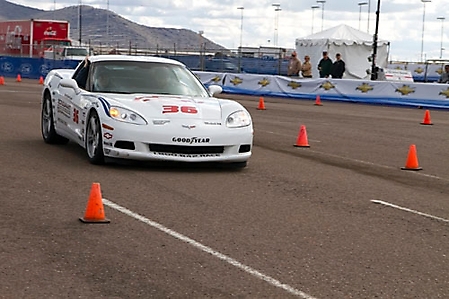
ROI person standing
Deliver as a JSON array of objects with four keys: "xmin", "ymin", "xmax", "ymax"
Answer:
[
  {"xmin": 317, "ymin": 51, "xmax": 333, "ymax": 78},
  {"xmin": 331, "ymin": 53, "xmax": 346, "ymax": 79},
  {"xmin": 287, "ymin": 51, "xmax": 302, "ymax": 77},
  {"xmin": 301, "ymin": 55, "xmax": 312, "ymax": 78},
  {"xmin": 438, "ymin": 65, "xmax": 449, "ymax": 83}
]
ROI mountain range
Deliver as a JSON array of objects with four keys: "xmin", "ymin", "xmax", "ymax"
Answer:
[{"xmin": 0, "ymin": 0, "xmax": 226, "ymax": 53}]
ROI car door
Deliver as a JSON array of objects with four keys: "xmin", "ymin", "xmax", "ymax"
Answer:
[
  {"xmin": 55, "ymin": 82, "xmax": 84, "ymax": 143},
  {"xmin": 56, "ymin": 61, "xmax": 91, "ymax": 143}
]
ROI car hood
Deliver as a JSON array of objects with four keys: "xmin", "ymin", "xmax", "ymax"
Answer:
[{"xmin": 101, "ymin": 94, "xmax": 223, "ymax": 120}]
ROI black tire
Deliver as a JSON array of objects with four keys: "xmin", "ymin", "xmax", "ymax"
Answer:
[
  {"xmin": 41, "ymin": 91, "xmax": 69, "ymax": 144},
  {"xmin": 85, "ymin": 110, "xmax": 105, "ymax": 164}
]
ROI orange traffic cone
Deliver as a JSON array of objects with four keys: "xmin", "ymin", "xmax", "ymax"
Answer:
[
  {"xmin": 0, "ymin": 76, "xmax": 4, "ymax": 85},
  {"xmin": 401, "ymin": 144, "xmax": 422, "ymax": 171},
  {"xmin": 420, "ymin": 109, "xmax": 433, "ymax": 125},
  {"xmin": 293, "ymin": 125, "xmax": 310, "ymax": 147},
  {"xmin": 39, "ymin": 76, "xmax": 44, "ymax": 85},
  {"xmin": 79, "ymin": 183, "xmax": 110, "ymax": 223},
  {"xmin": 16, "ymin": 74, "xmax": 21, "ymax": 82},
  {"xmin": 314, "ymin": 94, "xmax": 323, "ymax": 106},
  {"xmin": 257, "ymin": 97, "xmax": 266, "ymax": 110}
]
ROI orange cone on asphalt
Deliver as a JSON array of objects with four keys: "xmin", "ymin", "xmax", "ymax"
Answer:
[
  {"xmin": 257, "ymin": 97, "xmax": 266, "ymax": 110},
  {"xmin": 79, "ymin": 183, "xmax": 110, "ymax": 223},
  {"xmin": 314, "ymin": 94, "xmax": 323, "ymax": 106},
  {"xmin": 16, "ymin": 74, "xmax": 21, "ymax": 82},
  {"xmin": 293, "ymin": 125, "xmax": 310, "ymax": 147},
  {"xmin": 420, "ymin": 109, "xmax": 433, "ymax": 125},
  {"xmin": 0, "ymin": 76, "xmax": 4, "ymax": 85},
  {"xmin": 39, "ymin": 76, "xmax": 44, "ymax": 85},
  {"xmin": 401, "ymin": 144, "xmax": 422, "ymax": 171}
]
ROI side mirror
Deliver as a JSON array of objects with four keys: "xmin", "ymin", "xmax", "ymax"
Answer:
[
  {"xmin": 59, "ymin": 78, "xmax": 82, "ymax": 94},
  {"xmin": 59, "ymin": 78, "xmax": 79, "ymax": 89},
  {"xmin": 208, "ymin": 85, "xmax": 222, "ymax": 96}
]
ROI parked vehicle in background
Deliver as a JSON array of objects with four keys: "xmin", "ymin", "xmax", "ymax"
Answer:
[
  {"xmin": 43, "ymin": 45, "xmax": 89, "ymax": 61},
  {"xmin": 0, "ymin": 19, "xmax": 71, "ymax": 57},
  {"xmin": 205, "ymin": 59, "xmax": 240, "ymax": 73},
  {"xmin": 193, "ymin": 58, "xmax": 241, "ymax": 73}
]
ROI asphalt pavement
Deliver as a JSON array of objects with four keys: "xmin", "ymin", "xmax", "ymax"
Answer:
[{"xmin": 1, "ymin": 78, "xmax": 448, "ymax": 298}]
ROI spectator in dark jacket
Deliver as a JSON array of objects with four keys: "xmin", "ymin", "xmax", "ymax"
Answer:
[
  {"xmin": 317, "ymin": 51, "xmax": 333, "ymax": 78},
  {"xmin": 331, "ymin": 53, "xmax": 346, "ymax": 79}
]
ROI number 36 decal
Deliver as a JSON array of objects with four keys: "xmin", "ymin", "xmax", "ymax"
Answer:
[{"xmin": 162, "ymin": 105, "xmax": 198, "ymax": 114}]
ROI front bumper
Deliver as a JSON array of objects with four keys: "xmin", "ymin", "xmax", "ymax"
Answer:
[{"xmin": 101, "ymin": 120, "xmax": 253, "ymax": 163}]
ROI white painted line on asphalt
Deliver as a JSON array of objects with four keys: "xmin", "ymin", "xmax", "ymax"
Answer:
[
  {"xmin": 103, "ymin": 198, "xmax": 317, "ymax": 299},
  {"xmin": 0, "ymin": 90, "xmax": 28, "ymax": 93},
  {"xmin": 371, "ymin": 200, "xmax": 449, "ymax": 223}
]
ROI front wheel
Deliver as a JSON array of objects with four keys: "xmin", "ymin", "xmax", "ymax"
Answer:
[
  {"xmin": 85, "ymin": 111, "xmax": 105, "ymax": 164},
  {"xmin": 41, "ymin": 92, "xmax": 69, "ymax": 144}
]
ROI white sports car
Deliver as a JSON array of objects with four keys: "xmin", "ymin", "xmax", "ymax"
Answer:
[{"xmin": 41, "ymin": 55, "xmax": 253, "ymax": 167}]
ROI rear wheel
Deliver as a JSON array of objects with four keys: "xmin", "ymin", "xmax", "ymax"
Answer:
[
  {"xmin": 85, "ymin": 111, "xmax": 105, "ymax": 164},
  {"xmin": 41, "ymin": 92, "xmax": 69, "ymax": 144}
]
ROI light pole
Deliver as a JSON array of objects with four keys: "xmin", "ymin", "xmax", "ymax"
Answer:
[
  {"xmin": 78, "ymin": 0, "xmax": 82, "ymax": 45},
  {"xmin": 421, "ymin": 0, "xmax": 431, "ymax": 63},
  {"xmin": 311, "ymin": 5, "xmax": 320, "ymax": 34},
  {"xmin": 237, "ymin": 6, "xmax": 244, "ymax": 73},
  {"xmin": 358, "ymin": 2, "xmax": 368, "ymax": 31},
  {"xmin": 107, "ymin": 0, "xmax": 109, "ymax": 48},
  {"xmin": 272, "ymin": 3, "xmax": 281, "ymax": 46},
  {"xmin": 317, "ymin": 0, "xmax": 326, "ymax": 31},
  {"xmin": 198, "ymin": 30, "xmax": 204, "ymax": 70},
  {"xmin": 437, "ymin": 17, "xmax": 445, "ymax": 59},
  {"xmin": 237, "ymin": 7, "xmax": 244, "ymax": 50},
  {"xmin": 367, "ymin": 0, "xmax": 371, "ymax": 33}
]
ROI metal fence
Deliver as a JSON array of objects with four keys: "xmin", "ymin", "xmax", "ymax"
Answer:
[
  {"xmin": 0, "ymin": 40, "xmax": 291, "ymax": 76},
  {"xmin": 88, "ymin": 43, "xmax": 290, "ymax": 75}
]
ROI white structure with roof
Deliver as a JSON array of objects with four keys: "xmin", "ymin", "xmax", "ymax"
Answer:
[{"xmin": 295, "ymin": 24, "xmax": 390, "ymax": 79}]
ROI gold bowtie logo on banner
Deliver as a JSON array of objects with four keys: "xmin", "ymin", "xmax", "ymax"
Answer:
[
  {"xmin": 414, "ymin": 67, "xmax": 424, "ymax": 74},
  {"xmin": 356, "ymin": 83, "xmax": 374, "ymax": 93},
  {"xmin": 439, "ymin": 88, "xmax": 449, "ymax": 98},
  {"xmin": 396, "ymin": 85, "xmax": 415, "ymax": 96},
  {"xmin": 320, "ymin": 81, "xmax": 335, "ymax": 91},
  {"xmin": 230, "ymin": 77, "xmax": 243, "ymax": 85},
  {"xmin": 212, "ymin": 76, "xmax": 221, "ymax": 82},
  {"xmin": 288, "ymin": 81, "xmax": 301, "ymax": 89},
  {"xmin": 258, "ymin": 78, "xmax": 270, "ymax": 87}
]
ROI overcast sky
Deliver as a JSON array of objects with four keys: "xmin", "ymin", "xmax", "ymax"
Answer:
[{"xmin": 7, "ymin": 0, "xmax": 449, "ymax": 62}]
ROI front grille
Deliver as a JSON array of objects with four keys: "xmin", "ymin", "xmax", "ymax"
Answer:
[
  {"xmin": 114, "ymin": 141, "xmax": 136, "ymax": 150},
  {"xmin": 149, "ymin": 144, "xmax": 224, "ymax": 154}
]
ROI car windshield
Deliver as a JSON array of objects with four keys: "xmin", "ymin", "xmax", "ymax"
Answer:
[{"xmin": 91, "ymin": 60, "xmax": 210, "ymax": 97}]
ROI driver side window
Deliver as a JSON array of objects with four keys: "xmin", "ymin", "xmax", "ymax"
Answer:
[{"xmin": 73, "ymin": 58, "xmax": 91, "ymax": 89}]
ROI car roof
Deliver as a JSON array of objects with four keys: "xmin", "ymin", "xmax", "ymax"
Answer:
[{"xmin": 88, "ymin": 55, "xmax": 185, "ymax": 66}]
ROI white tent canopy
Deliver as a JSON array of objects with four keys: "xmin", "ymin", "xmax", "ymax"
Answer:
[{"xmin": 295, "ymin": 24, "xmax": 390, "ymax": 79}]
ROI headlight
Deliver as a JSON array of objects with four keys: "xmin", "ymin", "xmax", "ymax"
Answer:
[
  {"xmin": 226, "ymin": 110, "xmax": 251, "ymax": 128},
  {"xmin": 109, "ymin": 107, "xmax": 147, "ymax": 125}
]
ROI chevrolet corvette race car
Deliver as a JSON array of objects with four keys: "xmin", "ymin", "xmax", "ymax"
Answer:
[{"xmin": 41, "ymin": 55, "xmax": 253, "ymax": 167}]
